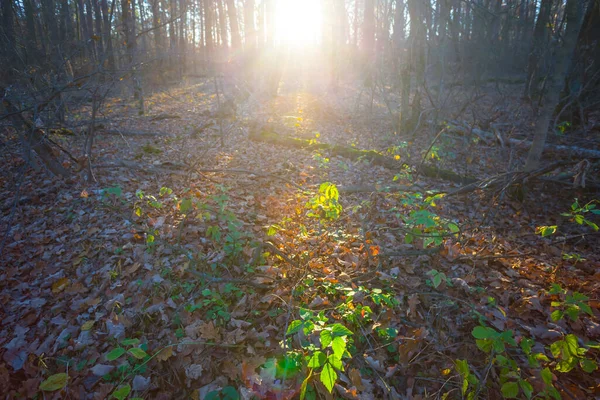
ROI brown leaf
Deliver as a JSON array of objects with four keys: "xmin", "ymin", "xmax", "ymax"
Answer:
[
  {"xmin": 156, "ymin": 346, "xmax": 173, "ymax": 362},
  {"xmin": 349, "ymin": 368, "xmax": 365, "ymax": 391},
  {"xmin": 51, "ymin": 278, "xmax": 70, "ymax": 294},
  {"xmin": 198, "ymin": 321, "xmax": 220, "ymax": 341}
]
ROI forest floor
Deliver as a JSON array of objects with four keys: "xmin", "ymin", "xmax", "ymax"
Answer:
[{"xmin": 1, "ymin": 74, "xmax": 600, "ymax": 400}]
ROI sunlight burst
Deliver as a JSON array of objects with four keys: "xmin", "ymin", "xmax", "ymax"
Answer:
[{"xmin": 275, "ymin": 0, "xmax": 322, "ymax": 47}]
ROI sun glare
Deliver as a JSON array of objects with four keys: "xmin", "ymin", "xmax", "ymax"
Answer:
[{"xmin": 275, "ymin": 0, "xmax": 322, "ymax": 47}]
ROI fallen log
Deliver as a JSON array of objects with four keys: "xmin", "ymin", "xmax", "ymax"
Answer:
[
  {"xmin": 249, "ymin": 130, "xmax": 477, "ymax": 185},
  {"xmin": 100, "ymin": 129, "xmax": 163, "ymax": 137},
  {"xmin": 447, "ymin": 123, "xmax": 600, "ymax": 159}
]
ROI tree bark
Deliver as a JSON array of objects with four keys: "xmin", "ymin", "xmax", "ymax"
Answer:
[
  {"xmin": 100, "ymin": 0, "xmax": 116, "ymax": 70},
  {"xmin": 226, "ymin": 0, "xmax": 241, "ymax": 51},
  {"xmin": 525, "ymin": 0, "xmax": 553, "ymax": 97},
  {"xmin": 217, "ymin": 0, "xmax": 228, "ymax": 49},
  {"xmin": 525, "ymin": 0, "xmax": 585, "ymax": 171}
]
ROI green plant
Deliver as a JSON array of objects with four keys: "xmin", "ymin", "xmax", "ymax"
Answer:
[
  {"xmin": 286, "ymin": 315, "xmax": 353, "ymax": 397},
  {"xmin": 426, "ymin": 269, "xmax": 448, "ymax": 289},
  {"xmin": 550, "ymin": 334, "xmax": 598, "ymax": 373},
  {"xmin": 455, "ymin": 359, "xmax": 480, "ymax": 400},
  {"xmin": 399, "ymin": 193, "xmax": 459, "ymax": 247},
  {"xmin": 312, "ymin": 151, "xmax": 330, "ymax": 169},
  {"xmin": 561, "ymin": 199, "xmax": 599, "ymax": 231},
  {"xmin": 205, "ymin": 386, "xmax": 240, "ymax": 400},
  {"xmin": 561, "ymin": 252, "xmax": 586, "ymax": 264},
  {"xmin": 547, "ymin": 284, "xmax": 593, "ymax": 322},
  {"xmin": 306, "ymin": 182, "xmax": 342, "ymax": 220}
]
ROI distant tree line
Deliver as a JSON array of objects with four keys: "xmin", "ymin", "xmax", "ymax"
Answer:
[{"xmin": 0, "ymin": 0, "xmax": 598, "ymax": 173}]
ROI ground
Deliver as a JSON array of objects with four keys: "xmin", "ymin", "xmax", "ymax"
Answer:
[{"xmin": 0, "ymin": 74, "xmax": 599, "ymax": 399}]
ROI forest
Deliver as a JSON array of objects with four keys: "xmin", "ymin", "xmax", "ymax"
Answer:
[{"xmin": 1, "ymin": 0, "xmax": 600, "ymax": 398}]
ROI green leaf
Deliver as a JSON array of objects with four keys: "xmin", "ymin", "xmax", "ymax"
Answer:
[
  {"xmin": 180, "ymin": 198, "xmax": 193, "ymax": 214},
  {"xmin": 551, "ymin": 310, "xmax": 564, "ymax": 321},
  {"xmin": 39, "ymin": 373, "xmax": 68, "ymax": 391},
  {"xmin": 519, "ymin": 380, "xmax": 533, "ymax": 399},
  {"xmin": 129, "ymin": 347, "xmax": 148, "ymax": 359},
  {"xmin": 475, "ymin": 339, "xmax": 494, "ymax": 353},
  {"xmin": 537, "ymin": 225, "xmax": 557, "ymax": 237},
  {"xmin": 112, "ymin": 384, "xmax": 131, "ymax": 400},
  {"xmin": 431, "ymin": 271, "xmax": 443, "ymax": 288},
  {"xmin": 472, "ymin": 326, "xmax": 496, "ymax": 339},
  {"xmin": 221, "ymin": 386, "xmax": 240, "ymax": 400},
  {"xmin": 106, "ymin": 347, "xmax": 126, "ymax": 361},
  {"xmin": 320, "ymin": 330, "xmax": 332, "ymax": 348},
  {"xmin": 320, "ymin": 363, "xmax": 337, "ymax": 393},
  {"xmin": 307, "ymin": 352, "xmax": 326, "ymax": 368},
  {"xmin": 541, "ymin": 367, "xmax": 553, "ymax": 386},
  {"xmin": 286, "ymin": 320, "xmax": 303, "ymax": 336},
  {"xmin": 331, "ymin": 336, "xmax": 346, "ymax": 358},
  {"xmin": 327, "ymin": 354, "xmax": 343, "ymax": 371},
  {"xmin": 556, "ymin": 358, "xmax": 577, "ymax": 373},
  {"xmin": 330, "ymin": 324, "xmax": 353, "ymax": 337},
  {"xmin": 580, "ymin": 358, "xmax": 597, "ymax": 373},
  {"xmin": 501, "ymin": 382, "xmax": 519, "ymax": 398},
  {"xmin": 300, "ymin": 370, "xmax": 312, "ymax": 400},
  {"xmin": 580, "ymin": 303, "xmax": 593, "ymax": 316},
  {"xmin": 121, "ymin": 338, "xmax": 140, "ymax": 346},
  {"xmin": 455, "ymin": 359, "xmax": 469, "ymax": 377}
]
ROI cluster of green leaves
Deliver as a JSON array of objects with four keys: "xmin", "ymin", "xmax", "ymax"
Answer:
[
  {"xmin": 426, "ymin": 269, "xmax": 449, "ymax": 289},
  {"xmin": 133, "ymin": 186, "xmax": 251, "ymax": 258},
  {"xmin": 100, "ymin": 338, "xmax": 149, "ymax": 400},
  {"xmin": 312, "ymin": 151, "xmax": 330, "ymax": 169},
  {"xmin": 205, "ymin": 386, "xmax": 240, "ymax": 400},
  {"xmin": 395, "ymin": 193, "xmax": 459, "ymax": 247},
  {"xmin": 550, "ymin": 334, "xmax": 598, "ymax": 373},
  {"xmin": 467, "ymin": 306, "xmax": 599, "ymax": 400},
  {"xmin": 537, "ymin": 198, "xmax": 599, "ymax": 237},
  {"xmin": 306, "ymin": 182, "xmax": 343, "ymax": 221},
  {"xmin": 455, "ymin": 359, "xmax": 481, "ymax": 400},
  {"xmin": 185, "ymin": 283, "xmax": 242, "ymax": 324},
  {"xmin": 561, "ymin": 198, "xmax": 599, "ymax": 231},
  {"xmin": 547, "ymin": 284, "xmax": 594, "ymax": 322},
  {"xmin": 469, "ymin": 325, "xmax": 554, "ymax": 399},
  {"xmin": 286, "ymin": 309, "xmax": 353, "ymax": 397}
]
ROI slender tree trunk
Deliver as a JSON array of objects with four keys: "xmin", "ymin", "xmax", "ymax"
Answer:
[
  {"xmin": 226, "ymin": 0, "xmax": 241, "ymax": 51},
  {"xmin": 122, "ymin": 0, "xmax": 144, "ymax": 113},
  {"xmin": 204, "ymin": 0, "xmax": 214, "ymax": 58},
  {"xmin": 179, "ymin": 0, "xmax": 187, "ymax": 77},
  {"xmin": 525, "ymin": 0, "xmax": 585, "ymax": 171},
  {"xmin": 101, "ymin": 0, "xmax": 116, "ymax": 70},
  {"xmin": 76, "ymin": 0, "xmax": 91, "ymax": 59},
  {"xmin": 23, "ymin": 0, "xmax": 38, "ymax": 63},
  {"xmin": 525, "ymin": 0, "xmax": 554, "ymax": 97},
  {"xmin": 217, "ymin": 0, "xmax": 228, "ymax": 49},
  {"xmin": 244, "ymin": 0, "xmax": 255, "ymax": 51},
  {"xmin": 93, "ymin": 0, "xmax": 105, "ymax": 63},
  {"xmin": 1, "ymin": 0, "xmax": 17, "ymax": 69}
]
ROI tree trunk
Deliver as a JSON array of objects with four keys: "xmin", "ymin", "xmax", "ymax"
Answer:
[
  {"xmin": 23, "ymin": 0, "xmax": 38, "ymax": 63},
  {"xmin": 525, "ymin": 0, "xmax": 553, "ymax": 97},
  {"xmin": 244, "ymin": 0, "xmax": 255, "ymax": 51},
  {"xmin": 122, "ymin": 0, "xmax": 144, "ymax": 113},
  {"xmin": 1, "ymin": 0, "xmax": 17, "ymax": 70},
  {"xmin": 226, "ymin": 0, "xmax": 241, "ymax": 51},
  {"xmin": 204, "ymin": 0, "xmax": 214, "ymax": 59},
  {"xmin": 217, "ymin": 0, "xmax": 228, "ymax": 49},
  {"xmin": 92, "ymin": 0, "xmax": 105, "ymax": 63},
  {"xmin": 101, "ymin": 0, "xmax": 116, "ymax": 70},
  {"xmin": 525, "ymin": 0, "xmax": 585, "ymax": 171}
]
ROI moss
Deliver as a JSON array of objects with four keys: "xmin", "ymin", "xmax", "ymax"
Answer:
[{"xmin": 249, "ymin": 129, "xmax": 477, "ymax": 185}]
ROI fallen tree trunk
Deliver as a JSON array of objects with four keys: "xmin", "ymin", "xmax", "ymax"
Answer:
[
  {"xmin": 101, "ymin": 130, "xmax": 163, "ymax": 137},
  {"xmin": 448, "ymin": 124, "xmax": 600, "ymax": 159},
  {"xmin": 249, "ymin": 130, "xmax": 477, "ymax": 185}
]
